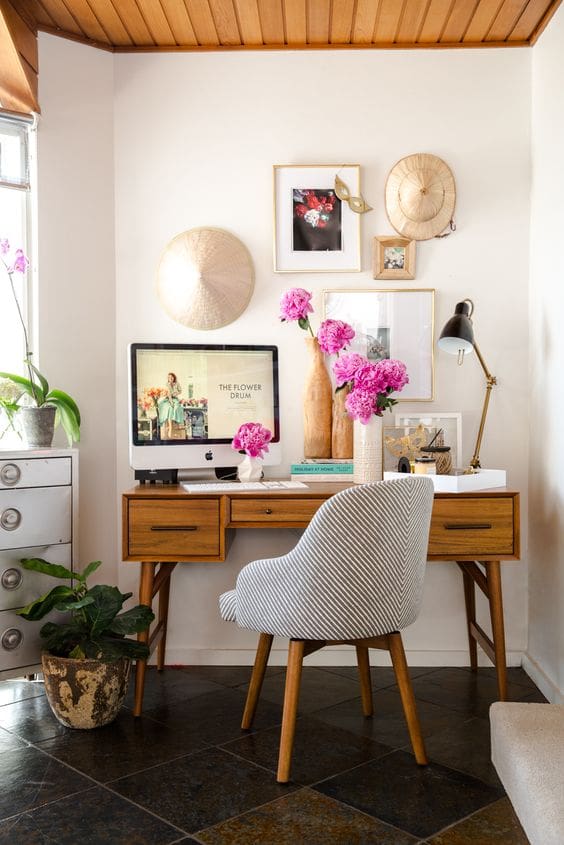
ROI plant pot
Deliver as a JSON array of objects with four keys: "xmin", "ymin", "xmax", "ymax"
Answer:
[
  {"xmin": 19, "ymin": 406, "xmax": 56, "ymax": 448},
  {"xmin": 41, "ymin": 653, "xmax": 131, "ymax": 729}
]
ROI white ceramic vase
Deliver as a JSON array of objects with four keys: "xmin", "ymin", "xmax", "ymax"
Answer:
[
  {"xmin": 237, "ymin": 454, "xmax": 263, "ymax": 482},
  {"xmin": 353, "ymin": 415, "xmax": 383, "ymax": 484}
]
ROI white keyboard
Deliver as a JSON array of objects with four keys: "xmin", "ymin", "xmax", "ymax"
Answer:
[{"xmin": 182, "ymin": 481, "xmax": 307, "ymax": 493}]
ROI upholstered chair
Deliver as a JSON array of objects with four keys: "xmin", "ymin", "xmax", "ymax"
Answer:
[{"xmin": 219, "ymin": 476, "xmax": 434, "ymax": 783}]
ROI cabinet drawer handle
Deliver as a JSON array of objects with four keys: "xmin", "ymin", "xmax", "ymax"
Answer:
[
  {"xmin": 150, "ymin": 525, "xmax": 198, "ymax": 532},
  {"xmin": 1, "ymin": 628, "xmax": 23, "ymax": 650},
  {"xmin": 0, "ymin": 463, "xmax": 21, "ymax": 486},
  {"xmin": 264, "ymin": 508, "xmax": 273, "ymax": 515},
  {"xmin": 444, "ymin": 523, "xmax": 492, "ymax": 530},
  {"xmin": 1, "ymin": 568, "xmax": 23, "ymax": 590},
  {"xmin": 1, "ymin": 508, "xmax": 22, "ymax": 531}
]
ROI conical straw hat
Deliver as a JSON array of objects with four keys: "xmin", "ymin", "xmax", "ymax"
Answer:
[
  {"xmin": 157, "ymin": 227, "xmax": 255, "ymax": 330},
  {"xmin": 385, "ymin": 153, "xmax": 456, "ymax": 240}
]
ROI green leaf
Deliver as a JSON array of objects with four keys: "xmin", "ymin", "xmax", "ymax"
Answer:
[
  {"xmin": 78, "ymin": 560, "xmax": 102, "ymax": 582},
  {"xmin": 82, "ymin": 585, "xmax": 126, "ymax": 635},
  {"xmin": 47, "ymin": 388, "xmax": 81, "ymax": 426},
  {"xmin": 54, "ymin": 595, "xmax": 95, "ymax": 612},
  {"xmin": 108, "ymin": 605, "xmax": 155, "ymax": 636},
  {"xmin": 0, "ymin": 372, "xmax": 45, "ymax": 405},
  {"xmin": 297, "ymin": 318, "xmax": 309, "ymax": 331},
  {"xmin": 27, "ymin": 361, "xmax": 49, "ymax": 396},
  {"xmin": 45, "ymin": 396, "xmax": 80, "ymax": 445},
  {"xmin": 15, "ymin": 585, "xmax": 76, "ymax": 621},
  {"xmin": 95, "ymin": 635, "xmax": 150, "ymax": 660},
  {"xmin": 68, "ymin": 644, "xmax": 86, "ymax": 659},
  {"xmin": 39, "ymin": 621, "xmax": 80, "ymax": 655},
  {"xmin": 20, "ymin": 558, "xmax": 75, "ymax": 580}
]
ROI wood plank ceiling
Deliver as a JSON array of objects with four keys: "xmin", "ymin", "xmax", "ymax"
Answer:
[{"xmin": 9, "ymin": 0, "xmax": 563, "ymax": 51}]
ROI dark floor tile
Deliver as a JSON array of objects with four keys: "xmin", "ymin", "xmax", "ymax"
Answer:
[
  {"xmin": 239, "ymin": 667, "xmax": 363, "ymax": 714},
  {"xmin": 518, "ymin": 688, "xmax": 549, "ymax": 703},
  {"xmin": 34, "ymin": 709, "xmax": 207, "ymax": 781},
  {"xmin": 461, "ymin": 666, "xmax": 537, "ymax": 691},
  {"xmin": 0, "ymin": 694, "xmax": 68, "ymax": 743},
  {"xmin": 181, "ymin": 664, "xmax": 285, "ymax": 688},
  {"xmin": 0, "ymin": 725, "xmax": 26, "ymax": 750},
  {"xmin": 427, "ymin": 797, "xmax": 529, "ymax": 844},
  {"xmin": 0, "ymin": 745, "xmax": 93, "ymax": 819},
  {"xmin": 0, "ymin": 678, "xmax": 45, "ymax": 706},
  {"xmin": 326, "ymin": 665, "xmax": 437, "ymax": 690},
  {"xmin": 124, "ymin": 666, "xmax": 225, "ymax": 711},
  {"xmin": 111, "ymin": 746, "xmax": 295, "ymax": 833},
  {"xmin": 407, "ymin": 669, "xmax": 534, "ymax": 718},
  {"xmin": 145, "ymin": 686, "xmax": 282, "ymax": 744},
  {"xmin": 316, "ymin": 749, "xmax": 504, "ymax": 839},
  {"xmin": 223, "ymin": 715, "xmax": 393, "ymax": 785},
  {"xmin": 21, "ymin": 786, "xmax": 183, "ymax": 845},
  {"xmin": 313, "ymin": 688, "xmax": 467, "ymax": 748},
  {"xmin": 0, "ymin": 815, "xmax": 52, "ymax": 845},
  {"xmin": 198, "ymin": 787, "xmax": 418, "ymax": 844},
  {"xmin": 423, "ymin": 716, "xmax": 501, "ymax": 787}
]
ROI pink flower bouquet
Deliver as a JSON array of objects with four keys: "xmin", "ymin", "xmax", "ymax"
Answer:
[
  {"xmin": 333, "ymin": 353, "xmax": 409, "ymax": 423},
  {"xmin": 232, "ymin": 422, "xmax": 272, "ymax": 459},
  {"xmin": 279, "ymin": 287, "xmax": 355, "ymax": 356}
]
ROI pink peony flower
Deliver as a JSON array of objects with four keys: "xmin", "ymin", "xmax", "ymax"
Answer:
[
  {"xmin": 317, "ymin": 319, "xmax": 355, "ymax": 355},
  {"xmin": 345, "ymin": 389, "xmax": 378, "ymax": 423},
  {"xmin": 279, "ymin": 288, "xmax": 313, "ymax": 323},
  {"xmin": 332, "ymin": 352, "xmax": 366, "ymax": 387},
  {"xmin": 232, "ymin": 422, "xmax": 272, "ymax": 458},
  {"xmin": 375, "ymin": 358, "xmax": 409, "ymax": 392}
]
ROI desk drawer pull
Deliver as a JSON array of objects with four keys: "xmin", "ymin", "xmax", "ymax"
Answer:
[
  {"xmin": 444, "ymin": 523, "xmax": 492, "ymax": 530},
  {"xmin": 264, "ymin": 508, "xmax": 273, "ymax": 515},
  {"xmin": 150, "ymin": 525, "xmax": 198, "ymax": 532}
]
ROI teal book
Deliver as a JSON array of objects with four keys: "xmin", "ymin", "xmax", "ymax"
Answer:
[{"xmin": 290, "ymin": 462, "xmax": 353, "ymax": 474}]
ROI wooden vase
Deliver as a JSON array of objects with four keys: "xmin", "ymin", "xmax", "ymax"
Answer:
[
  {"xmin": 331, "ymin": 385, "xmax": 353, "ymax": 459},
  {"xmin": 303, "ymin": 337, "xmax": 332, "ymax": 458}
]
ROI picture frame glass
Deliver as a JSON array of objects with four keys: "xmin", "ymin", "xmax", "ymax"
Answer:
[
  {"xmin": 274, "ymin": 165, "xmax": 361, "ymax": 272},
  {"xmin": 387, "ymin": 413, "xmax": 463, "ymax": 472},
  {"xmin": 323, "ymin": 288, "xmax": 435, "ymax": 400}
]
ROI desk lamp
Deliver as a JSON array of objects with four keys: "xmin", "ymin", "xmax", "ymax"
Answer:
[{"xmin": 438, "ymin": 299, "xmax": 497, "ymax": 473}]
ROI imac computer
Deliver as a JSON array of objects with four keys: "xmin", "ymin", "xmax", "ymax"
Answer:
[{"xmin": 128, "ymin": 343, "xmax": 280, "ymax": 481}]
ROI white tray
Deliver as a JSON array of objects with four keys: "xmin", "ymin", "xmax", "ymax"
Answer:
[{"xmin": 383, "ymin": 468, "xmax": 507, "ymax": 492}]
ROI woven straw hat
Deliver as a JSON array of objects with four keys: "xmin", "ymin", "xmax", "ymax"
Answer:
[
  {"xmin": 385, "ymin": 153, "xmax": 456, "ymax": 240},
  {"xmin": 157, "ymin": 227, "xmax": 254, "ymax": 330}
]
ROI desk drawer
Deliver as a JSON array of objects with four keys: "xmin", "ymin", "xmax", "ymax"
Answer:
[
  {"xmin": 128, "ymin": 500, "xmax": 220, "ymax": 557},
  {"xmin": 429, "ymin": 497, "xmax": 515, "ymax": 557},
  {"xmin": 230, "ymin": 498, "xmax": 323, "ymax": 524}
]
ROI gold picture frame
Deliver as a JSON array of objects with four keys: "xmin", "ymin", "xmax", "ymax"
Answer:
[
  {"xmin": 373, "ymin": 236, "xmax": 415, "ymax": 280},
  {"xmin": 273, "ymin": 164, "xmax": 361, "ymax": 273}
]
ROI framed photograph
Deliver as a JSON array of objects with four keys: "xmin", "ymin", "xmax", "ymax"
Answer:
[
  {"xmin": 373, "ymin": 236, "xmax": 415, "ymax": 280},
  {"xmin": 393, "ymin": 412, "xmax": 463, "ymax": 471},
  {"xmin": 323, "ymin": 288, "xmax": 435, "ymax": 400},
  {"xmin": 273, "ymin": 165, "xmax": 361, "ymax": 273}
]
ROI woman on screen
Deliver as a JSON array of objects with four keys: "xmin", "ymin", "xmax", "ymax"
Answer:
[{"xmin": 158, "ymin": 372, "xmax": 184, "ymax": 439}]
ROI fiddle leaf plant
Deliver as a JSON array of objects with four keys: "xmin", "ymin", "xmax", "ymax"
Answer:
[{"xmin": 15, "ymin": 558, "xmax": 154, "ymax": 660}]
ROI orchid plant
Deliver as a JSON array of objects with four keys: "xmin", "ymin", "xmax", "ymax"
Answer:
[
  {"xmin": 232, "ymin": 422, "xmax": 272, "ymax": 459},
  {"xmin": 0, "ymin": 238, "xmax": 81, "ymax": 444},
  {"xmin": 279, "ymin": 287, "xmax": 355, "ymax": 356},
  {"xmin": 333, "ymin": 353, "xmax": 409, "ymax": 423}
]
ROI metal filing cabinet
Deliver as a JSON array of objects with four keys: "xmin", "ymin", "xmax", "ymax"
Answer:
[{"xmin": 0, "ymin": 449, "xmax": 78, "ymax": 678}]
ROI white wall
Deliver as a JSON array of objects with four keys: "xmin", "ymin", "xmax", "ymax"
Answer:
[
  {"xmin": 37, "ymin": 36, "xmax": 117, "ymax": 578},
  {"xmin": 527, "ymin": 5, "xmax": 564, "ymax": 702},
  {"xmin": 112, "ymin": 48, "xmax": 531, "ymax": 665}
]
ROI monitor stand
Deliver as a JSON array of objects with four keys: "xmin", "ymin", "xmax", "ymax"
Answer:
[{"xmin": 135, "ymin": 467, "xmax": 238, "ymax": 484}]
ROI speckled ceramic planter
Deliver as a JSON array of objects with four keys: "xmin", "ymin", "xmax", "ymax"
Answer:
[
  {"xmin": 41, "ymin": 653, "xmax": 131, "ymax": 729},
  {"xmin": 19, "ymin": 406, "xmax": 56, "ymax": 448}
]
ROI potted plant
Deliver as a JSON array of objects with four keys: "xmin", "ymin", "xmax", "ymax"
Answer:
[
  {"xmin": 0, "ymin": 239, "xmax": 81, "ymax": 447},
  {"xmin": 15, "ymin": 557, "xmax": 154, "ymax": 729}
]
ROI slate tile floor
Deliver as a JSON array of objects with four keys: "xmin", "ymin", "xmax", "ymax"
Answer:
[{"xmin": 0, "ymin": 665, "xmax": 546, "ymax": 844}]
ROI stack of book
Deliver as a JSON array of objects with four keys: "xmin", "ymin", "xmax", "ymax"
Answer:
[{"xmin": 290, "ymin": 459, "xmax": 354, "ymax": 482}]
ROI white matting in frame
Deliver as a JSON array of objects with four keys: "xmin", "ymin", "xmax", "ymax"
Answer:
[
  {"xmin": 273, "ymin": 165, "xmax": 361, "ymax": 273},
  {"xmin": 323, "ymin": 288, "xmax": 435, "ymax": 401}
]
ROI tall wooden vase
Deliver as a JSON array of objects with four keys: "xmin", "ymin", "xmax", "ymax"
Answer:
[
  {"xmin": 331, "ymin": 386, "xmax": 353, "ymax": 459},
  {"xmin": 303, "ymin": 337, "xmax": 332, "ymax": 458}
]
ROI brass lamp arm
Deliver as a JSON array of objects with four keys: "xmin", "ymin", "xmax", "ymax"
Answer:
[{"xmin": 467, "ymin": 340, "xmax": 497, "ymax": 472}]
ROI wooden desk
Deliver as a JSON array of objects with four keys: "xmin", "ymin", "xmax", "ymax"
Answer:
[{"xmin": 122, "ymin": 483, "xmax": 520, "ymax": 716}]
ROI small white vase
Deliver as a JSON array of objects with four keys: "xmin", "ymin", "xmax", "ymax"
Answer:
[
  {"xmin": 237, "ymin": 454, "xmax": 263, "ymax": 482},
  {"xmin": 353, "ymin": 415, "xmax": 383, "ymax": 484}
]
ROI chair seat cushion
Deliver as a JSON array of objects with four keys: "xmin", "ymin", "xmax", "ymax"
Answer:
[{"xmin": 219, "ymin": 589, "xmax": 237, "ymax": 622}]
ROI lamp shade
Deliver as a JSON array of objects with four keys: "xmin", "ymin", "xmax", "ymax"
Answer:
[{"xmin": 438, "ymin": 300, "xmax": 474, "ymax": 356}]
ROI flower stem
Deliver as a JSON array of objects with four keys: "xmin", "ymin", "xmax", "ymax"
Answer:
[{"xmin": 6, "ymin": 265, "xmax": 39, "ymax": 405}]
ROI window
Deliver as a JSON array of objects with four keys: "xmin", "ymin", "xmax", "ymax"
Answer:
[{"xmin": 0, "ymin": 112, "xmax": 36, "ymax": 375}]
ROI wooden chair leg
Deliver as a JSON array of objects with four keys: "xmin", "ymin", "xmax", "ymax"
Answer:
[
  {"xmin": 388, "ymin": 632, "xmax": 428, "ymax": 765},
  {"xmin": 277, "ymin": 639, "xmax": 305, "ymax": 783},
  {"xmin": 356, "ymin": 644, "xmax": 373, "ymax": 716},
  {"xmin": 241, "ymin": 633, "xmax": 273, "ymax": 729}
]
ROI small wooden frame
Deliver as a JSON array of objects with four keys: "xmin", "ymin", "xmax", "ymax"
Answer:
[{"xmin": 373, "ymin": 236, "xmax": 415, "ymax": 280}]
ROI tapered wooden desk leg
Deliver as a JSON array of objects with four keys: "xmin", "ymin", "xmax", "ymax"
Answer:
[
  {"xmin": 486, "ymin": 561, "xmax": 508, "ymax": 701},
  {"xmin": 277, "ymin": 639, "xmax": 305, "ymax": 783},
  {"xmin": 133, "ymin": 561, "xmax": 156, "ymax": 717},
  {"xmin": 460, "ymin": 563, "xmax": 478, "ymax": 671},
  {"xmin": 157, "ymin": 570, "xmax": 171, "ymax": 671}
]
